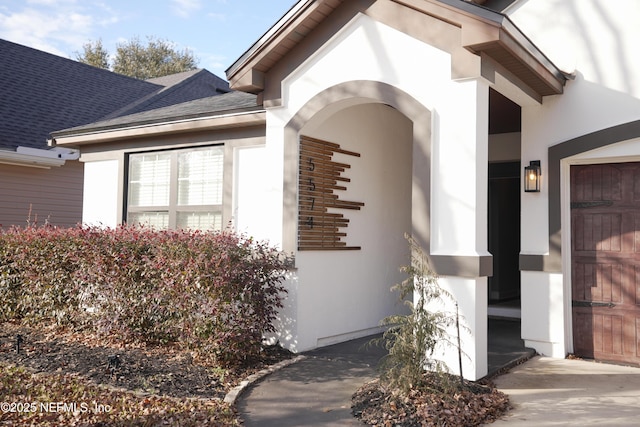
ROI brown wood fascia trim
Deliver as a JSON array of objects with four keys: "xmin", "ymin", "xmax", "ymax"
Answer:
[
  {"xmin": 230, "ymin": 0, "xmax": 565, "ymax": 104},
  {"xmin": 480, "ymin": 39, "xmax": 562, "ymax": 96},
  {"xmin": 462, "ymin": 21, "xmax": 565, "ymax": 98},
  {"xmin": 52, "ymin": 112, "xmax": 266, "ymax": 147},
  {"xmin": 227, "ymin": 0, "xmax": 343, "ymax": 92},
  {"xmin": 392, "ymin": 0, "xmax": 565, "ymax": 98}
]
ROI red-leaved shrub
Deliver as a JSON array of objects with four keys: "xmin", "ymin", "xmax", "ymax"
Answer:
[{"xmin": 0, "ymin": 224, "xmax": 288, "ymax": 366}]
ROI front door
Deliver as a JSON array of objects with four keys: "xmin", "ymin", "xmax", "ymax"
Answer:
[{"xmin": 571, "ymin": 162, "xmax": 640, "ymax": 365}]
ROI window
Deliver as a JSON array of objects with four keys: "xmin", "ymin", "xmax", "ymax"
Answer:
[{"xmin": 127, "ymin": 146, "xmax": 224, "ymax": 231}]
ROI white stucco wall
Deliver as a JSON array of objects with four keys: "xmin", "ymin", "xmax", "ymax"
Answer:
[
  {"xmin": 509, "ymin": 1, "xmax": 640, "ymax": 357},
  {"xmin": 513, "ymin": 0, "xmax": 640, "ymax": 252},
  {"xmin": 268, "ymin": 13, "xmax": 491, "ymax": 379},
  {"xmin": 82, "ymin": 159, "xmax": 119, "ymax": 228},
  {"xmin": 234, "ymin": 145, "xmax": 282, "ymax": 245},
  {"xmin": 296, "ymin": 103, "xmax": 412, "ymax": 350}
]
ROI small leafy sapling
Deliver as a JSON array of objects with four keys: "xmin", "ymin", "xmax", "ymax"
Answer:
[{"xmin": 374, "ymin": 234, "xmax": 467, "ymax": 395}]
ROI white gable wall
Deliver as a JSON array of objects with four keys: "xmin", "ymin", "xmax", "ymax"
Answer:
[
  {"xmin": 268, "ymin": 13, "xmax": 491, "ymax": 379},
  {"xmin": 509, "ymin": 1, "xmax": 640, "ymax": 357}
]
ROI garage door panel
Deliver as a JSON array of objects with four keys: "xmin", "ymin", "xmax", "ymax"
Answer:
[
  {"xmin": 637, "ymin": 318, "xmax": 640, "ymax": 355},
  {"xmin": 601, "ymin": 314, "xmax": 624, "ymax": 355},
  {"xmin": 634, "ymin": 169, "xmax": 640, "ymax": 201},
  {"xmin": 636, "ymin": 266, "xmax": 640, "ymax": 305},
  {"xmin": 572, "ymin": 213, "xmax": 622, "ymax": 251},
  {"xmin": 573, "ymin": 311, "xmax": 594, "ymax": 356},
  {"xmin": 572, "ymin": 163, "xmax": 640, "ymax": 366},
  {"xmin": 572, "ymin": 261, "xmax": 623, "ymax": 303},
  {"xmin": 636, "ymin": 215, "xmax": 640, "ymax": 252},
  {"xmin": 574, "ymin": 310, "xmax": 634, "ymax": 361},
  {"xmin": 574, "ymin": 164, "xmax": 622, "ymax": 201}
]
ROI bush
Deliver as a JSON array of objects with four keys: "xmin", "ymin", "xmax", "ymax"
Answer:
[
  {"xmin": 0, "ymin": 224, "xmax": 288, "ymax": 366},
  {"xmin": 374, "ymin": 234, "xmax": 462, "ymax": 394},
  {"xmin": 0, "ymin": 226, "xmax": 89, "ymax": 325}
]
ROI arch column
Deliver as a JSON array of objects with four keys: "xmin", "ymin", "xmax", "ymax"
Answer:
[
  {"xmin": 428, "ymin": 78, "xmax": 490, "ymax": 380},
  {"xmin": 277, "ymin": 79, "xmax": 490, "ymax": 379}
]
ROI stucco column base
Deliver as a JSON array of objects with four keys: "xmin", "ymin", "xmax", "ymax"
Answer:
[
  {"xmin": 523, "ymin": 340, "xmax": 565, "ymax": 358},
  {"xmin": 521, "ymin": 271, "xmax": 567, "ymax": 359},
  {"xmin": 432, "ymin": 276, "xmax": 488, "ymax": 381}
]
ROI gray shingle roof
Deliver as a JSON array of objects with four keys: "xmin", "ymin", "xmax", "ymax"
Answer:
[
  {"xmin": 51, "ymin": 91, "xmax": 262, "ymax": 137},
  {"xmin": 0, "ymin": 39, "xmax": 231, "ymax": 151},
  {"xmin": 465, "ymin": 0, "xmax": 519, "ymax": 13},
  {"xmin": 102, "ymin": 69, "xmax": 231, "ymax": 120},
  {"xmin": 0, "ymin": 38, "xmax": 162, "ymax": 151}
]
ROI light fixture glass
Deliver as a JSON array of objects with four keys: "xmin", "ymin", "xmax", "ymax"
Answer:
[{"xmin": 524, "ymin": 160, "xmax": 541, "ymax": 192}]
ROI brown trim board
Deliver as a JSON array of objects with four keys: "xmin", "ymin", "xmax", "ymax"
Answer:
[
  {"xmin": 283, "ymin": 80, "xmax": 492, "ymax": 278},
  {"xmin": 520, "ymin": 119, "xmax": 640, "ymax": 272}
]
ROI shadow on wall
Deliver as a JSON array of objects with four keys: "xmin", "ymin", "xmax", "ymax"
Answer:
[{"xmin": 265, "ymin": 270, "xmax": 299, "ymax": 353}]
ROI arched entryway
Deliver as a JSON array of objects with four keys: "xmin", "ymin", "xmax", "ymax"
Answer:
[{"xmin": 281, "ymin": 81, "xmax": 433, "ymax": 352}]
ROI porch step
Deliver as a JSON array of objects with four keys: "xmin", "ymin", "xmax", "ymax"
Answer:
[{"xmin": 488, "ymin": 305, "xmax": 521, "ymax": 319}]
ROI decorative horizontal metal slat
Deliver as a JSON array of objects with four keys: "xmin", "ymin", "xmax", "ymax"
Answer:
[{"xmin": 297, "ymin": 136, "xmax": 364, "ymax": 251}]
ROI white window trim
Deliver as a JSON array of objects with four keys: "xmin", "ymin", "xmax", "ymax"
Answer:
[{"xmin": 126, "ymin": 145, "xmax": 224, "ymax": 230}]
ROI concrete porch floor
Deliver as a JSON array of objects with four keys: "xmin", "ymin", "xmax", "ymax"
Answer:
[
  {"xmin": 488, "ymin": 317, "xmax": 535, "ymax": 377},
  {"xmin": 238, "ymin": 317, "xmax": 532, "ymax": 426}
]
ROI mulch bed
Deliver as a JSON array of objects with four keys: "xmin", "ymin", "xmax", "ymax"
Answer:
[
  {"xmin": 2, "ymin": 321, "xmax": 512, "ymax": 426},
  {"xmin": 0, "ymin": 321, "xmax": 293, "ymax": 426},
  {"xmin": 0, "ymin": 321, "xmax": 292, "ymax": 400},
  {"xmin": 352, "ymin": 374, "xmax": 511, "ymax": 426}
]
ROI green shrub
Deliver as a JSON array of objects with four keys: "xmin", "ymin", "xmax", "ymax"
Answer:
[
  {"xmin": 0, "ymin": 226, "xmax": 89, "ymax": 325},
  {"xmin": 0, "ymin": 224, "xmax": 288, "ymax": 366},
  {"xmin": 375, "ymin": 234, "xmax": 462, "ymax": 394}
]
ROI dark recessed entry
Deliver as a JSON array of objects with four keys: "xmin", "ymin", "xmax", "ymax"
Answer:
[{"xmin": 489, "ymin": 88, "xmax": 521, "ymax": 135}]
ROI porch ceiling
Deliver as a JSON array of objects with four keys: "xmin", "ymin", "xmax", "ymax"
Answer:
[{"xmin": 226, "ymin": 0, "xmax": 566, "ymax": 100}]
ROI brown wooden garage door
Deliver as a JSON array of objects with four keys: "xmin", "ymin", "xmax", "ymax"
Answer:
[{"xmin": 571, "ymin": 162, "xmax": 640, "ymax": 366}]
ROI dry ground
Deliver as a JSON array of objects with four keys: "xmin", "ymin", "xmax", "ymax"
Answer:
[{"xmin": 0, "ymin": 321, "xmax": 291, "ymax": 426}]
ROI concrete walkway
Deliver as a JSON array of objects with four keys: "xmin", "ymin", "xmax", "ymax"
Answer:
[
  {"xmin": 237, "ymin": 335, "xmax": 385, "ymax": 426},
  {"xmin": 237, "ymin": 319, "xmax": 533, "ymax": 426},
  {"xmin": 491, "ymin": 356, "xmax": 640, "ymax": 426},
  {"xmin": 236, "ymin": 319, "xmax": 640, "ymax": 426}
]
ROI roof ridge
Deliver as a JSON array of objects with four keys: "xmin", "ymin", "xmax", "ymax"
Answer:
[
  {"xmin": 51, "ymin": 91, "xmax": 261, "ymax": 138},
  {"xmin": 0, "ymin": 38, "xmax": 162, "ymax": 87},
  {"xmin": 0, "ymin": 38, "xmax": 165, "ymax": 150},
  {"xmin": 100, "ymin": 69, "xmax": 230, "ymax": 120},
  {"xmin": 145, "ymin": 68, "xmax": 203, "ymax": 86}
]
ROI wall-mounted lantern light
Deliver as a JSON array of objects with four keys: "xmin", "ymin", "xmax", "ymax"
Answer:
[{"xmin": 524, "ymin": 160, "xmax": 541, "ymax": 192}]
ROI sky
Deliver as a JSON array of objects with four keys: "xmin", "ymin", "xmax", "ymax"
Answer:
[{"xmin": 0, "ymin": 0, "xmax": 297, "ymax": 79}]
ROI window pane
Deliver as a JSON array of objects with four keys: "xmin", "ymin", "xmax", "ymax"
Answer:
[
  {"xmin": 129, "ymin": 153, "xmax": 171, "ymax": 207},
  {"xmin": 128, "ymin": 211, "xmax": 169, "ymax": 229},
  {"xmin": 178, "ymin": 148, "xmax": 223, "ymax": 206},
  {"xmin": 177, "ymin": 211, "xmax": 222, "ymax": 231}
]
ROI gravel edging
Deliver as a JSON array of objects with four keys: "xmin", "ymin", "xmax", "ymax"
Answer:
[{"xmin": 223, "ymin": 355, "xmax": 307, "ymax": 404}]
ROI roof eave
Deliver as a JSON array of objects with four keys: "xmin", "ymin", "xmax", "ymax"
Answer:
[
  {"xmin": 0, "ymin": 148, "xmax": 66, "ymax": 169},
  {"xmin": 462, "ymin": 14, "xmax": 566, "ymax": 97},
  {"xmin": 51, "ymin": 110, "xmax": 267, "ymax": 148},
  {"xmin": 227, "ymin": 0, "xmax": 566, "ymax": 100},
  {"xmin": 226, "ymin": 0, "xmax": 343, "ymax": 93},
  {"xmin": 226, "ymin": 0, "xmax": 311, "ymax": 76},
  {"xmin": 424, "ymin": 0, "xmax": 566, "ymax": 97}
]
